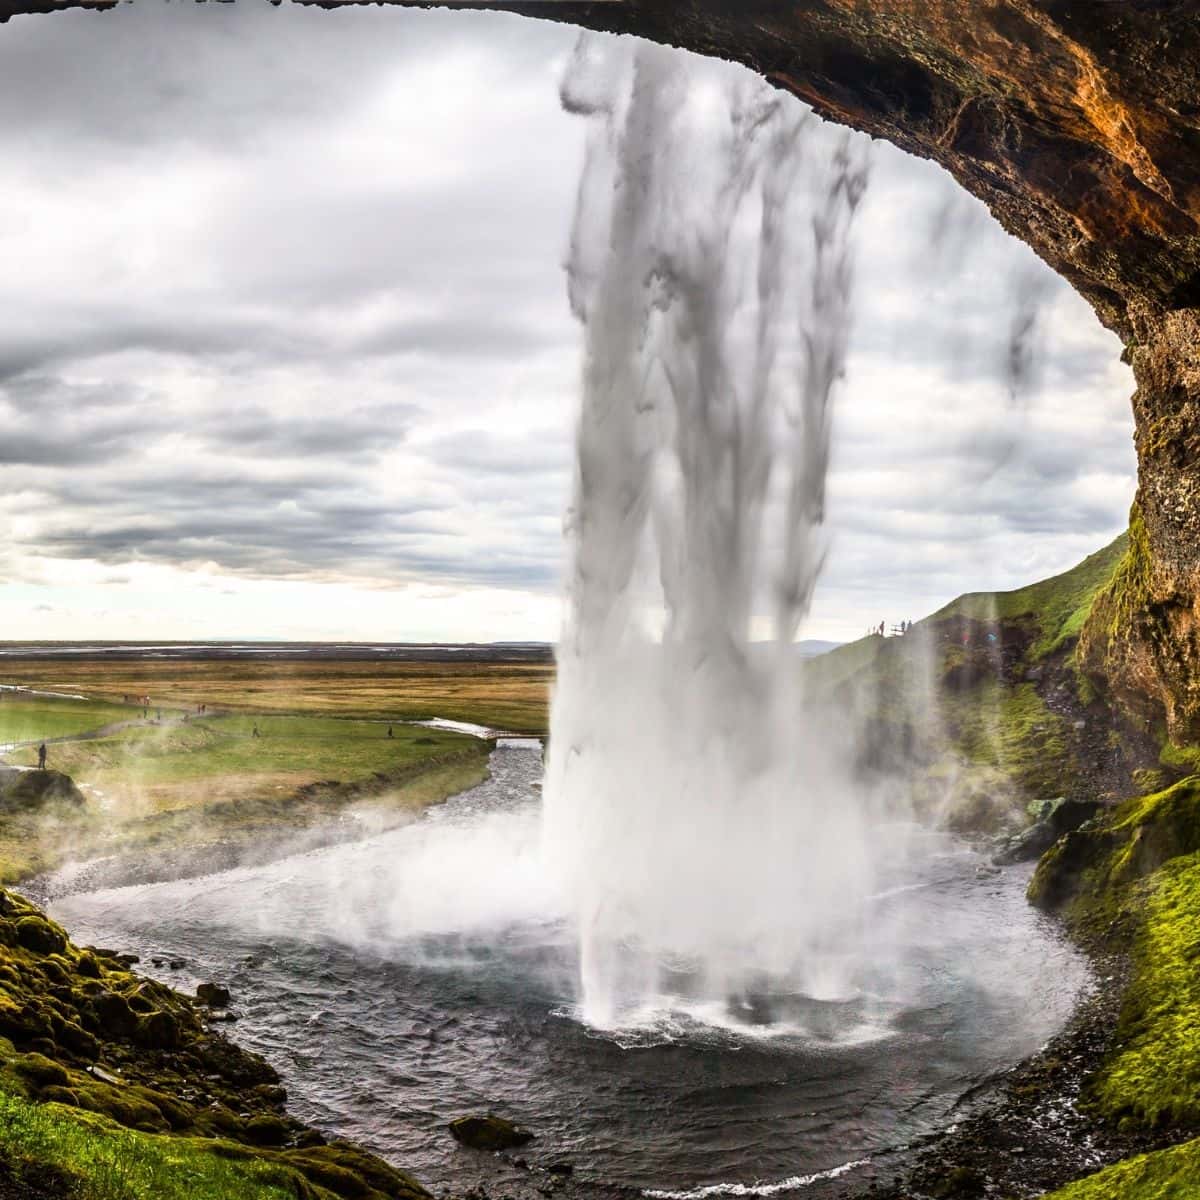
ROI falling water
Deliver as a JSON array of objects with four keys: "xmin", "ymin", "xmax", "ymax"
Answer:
[{"xmin": 544, "ymin": 38, "xmax": 874, "ymax": 1028}]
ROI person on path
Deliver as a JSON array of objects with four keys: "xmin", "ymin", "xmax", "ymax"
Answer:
[
  {"xmin": 387, "ymin": 726, "xmax": 394, "ymax": 738},
  {"xmin": 37, "ymin": 743, "xmax": 47, "ymax": 771}
]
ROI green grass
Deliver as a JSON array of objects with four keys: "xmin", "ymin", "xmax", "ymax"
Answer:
[
  {"xmin": 0, "ymin": 696, "xmax": 132, "ymax": 746},
  {"xmin": 1038, "ymin": 1138, "xmax": 1200, "ymax": 1199},
  {"xmin": 0, "ymin": 1087, "xmax": 324, "ymax": 1200},
  {"xmin": 10, "ymin": 714, "xmax": 480, "ymax": 797},
  {"xmin": 932, "ymin": 532, "xmax": 1128, "ymax": 659},
  {"xmin": 0, "ymin": 714, "xmax": 492, "ymax": 882}
]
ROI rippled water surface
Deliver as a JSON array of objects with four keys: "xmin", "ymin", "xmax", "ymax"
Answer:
[{"xmin": 49, "ymin": 743, "xmax": 1089, "ymax": 1197}]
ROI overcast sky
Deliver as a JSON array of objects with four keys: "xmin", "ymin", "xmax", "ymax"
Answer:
[{"xmin": 0, "ymin": 2, "xmax": 1136, "ymax": 644}]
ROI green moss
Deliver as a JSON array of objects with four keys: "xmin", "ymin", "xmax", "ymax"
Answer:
[
  {"xmin": 1087, "ymin": 852, "xmax": 1200, "ymax": 1126},
  {"xmin": 1037, "ymin": 1137, "xmax": 1200, "ymax": 1198},
  {"xmin": 0, "ymin": 887, "xmax": 430, "ymax": 1200},
  {"xmin": 1093, "ymin": 507, "xmax": 1154, "ymax": 643},
  {"xmin": 1160, "ymin": 742, "xmax": 1200, "ymax": 774},
  {"xmin": 951, "ymin": 679, "xmax": 1070, "ymax": 797},
  {"xmin": 1133, "ymin": 768, "xmax": 1171, "ymax": 794},
  {"xmin": 1029, "ymin": 776, "xmax": 1200, "ymax": 917}
]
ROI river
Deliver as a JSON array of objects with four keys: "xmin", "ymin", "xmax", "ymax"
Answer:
[{"xmin": 47, "ymin": 740, "xmax": 1089, "ymax": 1199}]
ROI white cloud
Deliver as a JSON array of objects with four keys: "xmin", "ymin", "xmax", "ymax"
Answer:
[{"xmin": 0, "ymin": 3, "xmax": 1135, "ymax": 643}]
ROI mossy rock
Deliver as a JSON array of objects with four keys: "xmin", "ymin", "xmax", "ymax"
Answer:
[
  {"xmin": 71, "ymin": 1081, "xmax": 170, "ymax": 1133},
  {"xmin": 89, "ymin": 991, "xmax": 138, "ymax": 1040},
  {"xmin": 128, "ymin": 1085, "xmax": 195, "ymax": 1131},
  {"xmin": 0, "ymin": 769, "xmax": 86, "ymax": 813},
  {"xmin": 12, "ymin": 1052, "xmax": 69, "ymax": 1088},
  {"xmin": 14, "ymin": 916, "xmax": 68, "ymax": 956},
  {"xmin": 282, "ymin": 1143, "xmax": 432, "ymax": 1200},
  {"xmin": 1029, "ymin": 776, "xmax": 1200, "ymax": 916},
  {"xmin": 244, "ymin": 1114, "xmax": 290, "ymax": 1146},
  {"xmin": 133, "ymin": 1010, "xmax": 182, "ymax": 1050},
  {"xmin": 448, "ymin": 1113, "xmax": 534, "ymax": 1152}
]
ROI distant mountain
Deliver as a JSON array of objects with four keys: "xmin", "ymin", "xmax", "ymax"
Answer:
[{"xmin": 796, "ymin": 640, "xmax": 842, "ymax": 659}]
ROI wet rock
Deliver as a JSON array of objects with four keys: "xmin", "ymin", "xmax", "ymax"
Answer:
[
  {"xmin": 995, "ymin": 799, "xmax": 1102, "ymax": 865},
  {"xmin": 448, "ymin": 1114, "xmax": 535, "ymax": 1152},
  {"xmin": 196, "ymin": 982, "xmax": 231, "ymax": 1009},
  {"xmin": 929, "ymin": 1166, "xmax": 986, "ymax": 1198}
]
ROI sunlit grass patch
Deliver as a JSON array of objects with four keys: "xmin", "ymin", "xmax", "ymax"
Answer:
[
  {"xmin": 1088, "ymin": 850, "xmax": 1200, "ymax": 1127},
  {"xmin": 0, "ymin": 1087, "xmax": 328, "ymax": 1200},
  {"xmin": 1037, "ymin": 1136, "xmax": 1200, "ymax": 1199},
  {"xmin": 0, "ymin": 696, "xmax": 132, "ymax": 747}
]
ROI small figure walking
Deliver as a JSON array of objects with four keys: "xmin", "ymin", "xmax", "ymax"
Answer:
[
  {"xmin": 37, "ymin": 743, "xmax": 47, "ymax": 771},
  {"xmin": 387, "ymin": 726, "xmax": 394, "ymax": 739},
  {"xmin": 251, "ymin": 724, "xmax": 260, "ymax": 739}
]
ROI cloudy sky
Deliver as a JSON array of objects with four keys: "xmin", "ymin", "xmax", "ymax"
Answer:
[{"xmin": 0, "ymin": 2, "xmax": 1136, "ymax": 644}]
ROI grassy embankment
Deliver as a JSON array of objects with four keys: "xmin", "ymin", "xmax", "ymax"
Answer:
[
  {"xmin": 1014, "ymin": 525, "xmax": 1200, "ymax": 1197},
  {"xmin": 0, "ymin": 888, "xmax": 431, "ymax": 1200},
  {"xmin": 808, "ymin": 533, "xmax": 1137, "ymax": 831},
  {"xmin": 0, "ymin": 700, "xmax": 492, "ymax": 883},
  {"xmin": 1028, "ymin": 777, "xmax": 1200, "ymax": 1197}
]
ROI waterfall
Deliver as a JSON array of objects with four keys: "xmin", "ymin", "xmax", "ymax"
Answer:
[{"xmin": 544, "ymin": 37, "xmax": 874, "ymax": 1028}]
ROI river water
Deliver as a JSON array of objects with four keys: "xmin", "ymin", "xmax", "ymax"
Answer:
[{"xmin": 47, "ymin": 741, "xmax": 1089, "ymax": 1198}]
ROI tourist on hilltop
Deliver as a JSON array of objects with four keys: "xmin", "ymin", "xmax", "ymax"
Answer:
[{"xmin": 37, "ymin": 743, "xmax": 47, "ymax": 771}]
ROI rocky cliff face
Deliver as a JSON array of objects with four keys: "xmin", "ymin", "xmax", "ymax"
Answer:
[{"xmin": 5, "ymin": 0, "xmax": 1199, "ymax": 731}]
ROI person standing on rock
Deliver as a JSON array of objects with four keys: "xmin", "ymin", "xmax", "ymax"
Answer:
[{"xmin": 37, "ymin": 744, "xmax": 46, "ymax": 771}]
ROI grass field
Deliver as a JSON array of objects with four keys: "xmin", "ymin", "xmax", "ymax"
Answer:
[
  {"xmin": 0, "ymin": 658, "xmax": 553, "ymax": 734},
  {"xmin": 0, "ymin": 656, "xmax": 531, "ymax": 883},
  {"xmin": 8, "ymin": 715, "xmax": 482, "ymax": 811},
  {"xmin": 0, "ymin": 695, "xmax": 133, "ymax": 746}
]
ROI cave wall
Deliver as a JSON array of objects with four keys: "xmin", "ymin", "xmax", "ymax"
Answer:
[{"xmin": 5, "ymin": 0, "xmax": 1199, "ymax": 734}]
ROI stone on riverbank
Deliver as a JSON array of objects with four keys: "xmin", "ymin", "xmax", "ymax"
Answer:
[
  {"xmin": 448, "ymin": 1114, "xmax": 534, "ymax": 1151},
  {"xmin": 196, "ymin": 981, "xmax": 231, "ymax": 1008}
]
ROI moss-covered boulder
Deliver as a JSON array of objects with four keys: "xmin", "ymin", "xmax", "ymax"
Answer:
[
  {"xmin": 1030, "ymin": 777, "xmax": 1200, "ymax": 916},
  {"xmin": 448, "ymin": 1113, "xmax": 534, "ymax": 1152},
  {"xmin": 0, "ymin": 769, "xmax": 86, "ymax": 813}
]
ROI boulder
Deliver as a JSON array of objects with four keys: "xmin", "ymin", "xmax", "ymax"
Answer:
[
  {"xmin": 448, "ymin": 1114, "xmax": 534, "ymax": 1152},
  {"xmin": 14, "ymin": 916, "xmax": 68, "ymax": 956},
  {"xmin": 196, "ymin": 982, "xmax": 231, "ymax": 1009},
  {"xmin": 995, "ymin": 799, "xmax": 1102, "ymax": 865},
  {"xmin": 0, "ymin": 768, "xmax": 86, "ymax": 813}
]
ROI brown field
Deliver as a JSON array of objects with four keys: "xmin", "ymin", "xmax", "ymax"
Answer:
[{"xmin": 0, "ymin": 657, "xmax": 554, "ymax": 734}]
